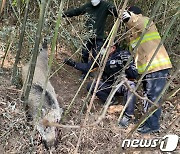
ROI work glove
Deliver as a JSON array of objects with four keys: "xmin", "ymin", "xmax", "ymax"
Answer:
[
  {"xmin": 64, "ymin": 58, "xmax": 76, "ymax": 67},
  {"xmin": 122, "ymin": 11, "xmax": 131, "ymax": 22},
  {"xmin": 120, "ymin": 51, "xmax": 130, "ymax": 65}
]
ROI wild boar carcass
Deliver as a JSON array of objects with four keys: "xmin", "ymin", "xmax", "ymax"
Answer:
[{"xmin": 22, "ymin": 40, "xmax": 63, "ymax": 148}]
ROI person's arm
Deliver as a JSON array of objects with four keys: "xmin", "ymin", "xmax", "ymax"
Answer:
[
  {"xmin": 120, "ymin": 50, "xmax": 138, "ymax": 79},
  {"xmin": 125, "ymin": 63, "xmax": 138, "ymax": 79},
  {"xmin": 74, "ymin": 60, "xmax": 94, "ymax": 74},
  {"xmin": 63, "ymin": 3, "xmax": 87, "ymax": 17}
]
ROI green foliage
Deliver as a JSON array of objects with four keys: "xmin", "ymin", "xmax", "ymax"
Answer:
[{"xmin": 12, "ymin": 0, "xmax": 25, "ymax": 6}]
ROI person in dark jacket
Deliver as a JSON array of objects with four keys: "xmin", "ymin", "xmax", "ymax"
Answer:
[
  {"xmin": 64, "ymin": 43, "xmax": 138, "ymax": 127},
  {"xmin": 62, "ymin": 0, "xmax": 118, "ymax": 79}
]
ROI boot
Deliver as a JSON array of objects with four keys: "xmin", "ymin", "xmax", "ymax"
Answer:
[
  {"xmin": 137, "ymin": 125, "xmax": 159, "ymax": 134},
  {"xmin": 118, "ymin": 113, "xmax": 132, "ymax": 128}
]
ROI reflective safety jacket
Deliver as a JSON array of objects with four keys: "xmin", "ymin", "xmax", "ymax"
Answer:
[{"xmin": 126, "ymin": 13, "xmax": 172, "ymax": 74}]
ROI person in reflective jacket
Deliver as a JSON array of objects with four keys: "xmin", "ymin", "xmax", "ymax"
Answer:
[
  {"xmin": 64, "ymin": 43, "xmax": 138, "ymax": 127},
  {"xmin": 122, "ymin": 6, "xmax": 172, "ymax": 134},
  {"xmin": 62, "ymin": 0, "xmax": 118, "ymax": 80}
]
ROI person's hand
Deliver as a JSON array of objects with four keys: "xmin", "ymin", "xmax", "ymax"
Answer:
[
  {"xmin": 122, "ymin": 10, "xmax": 131, "ymax": 22},
  {"xmin": 120, "ymin": 51, "xmax": 131, "ymax": 66},
  {"xmin": 64, "ymin": 58, "xmax": 76, "ymax": 67}
]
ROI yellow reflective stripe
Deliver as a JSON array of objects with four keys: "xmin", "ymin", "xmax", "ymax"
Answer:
[
  {"xmin": 130, "ymin": 32, "xmax": 160, "ymax": 45},
  {"xmin": 138, "ymin": 58, "xmax": 171, "ymax": 73},
  {"xmin": 140, "ymin": 34, "xmax": 161, "ymax": 44},
  {"xmin": 130, "ymin": 32, "xmax": 161, "ymax": 48}
]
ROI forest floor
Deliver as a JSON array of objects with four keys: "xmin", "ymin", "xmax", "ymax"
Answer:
[{"xmin": 0, "ymin": 47, "xmax": 179, "ymax": 154}]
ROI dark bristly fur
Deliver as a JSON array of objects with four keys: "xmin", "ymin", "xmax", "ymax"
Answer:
[
  {"xmin": 21, "ymin": 39, "xmax": 63, "ymax": 148},
  {"xmin": 32, "ymin": 84, "xmax": 54, "ymax": 106}
]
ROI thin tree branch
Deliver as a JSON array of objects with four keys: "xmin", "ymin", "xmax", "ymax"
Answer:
[
  {"xmin": 123, "ymin": 78, "xmax": 159, "ymax": 107},
  {"xmin": 74, "ymin": 1, "xmax": 128, "ymax": 153}
]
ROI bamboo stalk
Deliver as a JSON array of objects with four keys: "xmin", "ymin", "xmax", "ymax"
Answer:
[
  {"xmin": 21, "ymin": 0, "xmax": 47, "ymax": 103},
  {"xmin": 166, "ymin": 86, "xmax": 180, "ymax": 100},
  {"xmin": 8, "ymin": 0, "xmax": 34, "ymax": 43},
  {"xmin": 11, "ymin": 0, "xmax": 30, "ymax": 85},
  {"xmin": 49, "ymin": 47, "xmax": 81, "ymax": 78},
  {"xmin": 36, "ymin": 0, "xmax": 66, "ymax": 120},
  {"xmin": 74, "ymin": 1, "xmax": 128, "ymax": 153},
  {"xmin": 25, "ymin": 1, "xmax": 48, "ymax": 151},
  {"xmin": 80, "ymin": 78, "xmax": 96, "ymax": 115}
]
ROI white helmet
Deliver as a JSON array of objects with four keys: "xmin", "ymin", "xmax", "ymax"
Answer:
[{"xmin": 91, "ymin": 0, "xmax": 101, "ymax": 6}]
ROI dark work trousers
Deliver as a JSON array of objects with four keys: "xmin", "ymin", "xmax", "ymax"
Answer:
[
  {"xmin": 142, "ymin": 69, "xmax": 169, "ymax": 129},
  {"xmin": 87, "ymin": 80, "xmax": 136, "ymax": 115},
  {"xmin": 82, "ymin": 38, "xmax": 104, "ymax": 64}
]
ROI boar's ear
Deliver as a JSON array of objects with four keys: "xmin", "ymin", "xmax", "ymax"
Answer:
[{"xmin": 42, "ymin": 38, "xmax": 48, "ymax": 49}]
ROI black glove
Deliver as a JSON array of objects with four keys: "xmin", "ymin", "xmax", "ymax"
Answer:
[
  {"xmin": 122, "ymin": 11, "xmax": 131, "ymax": 22},
  {"xmin": 62, "ymin": 12, "xmax": 66, "ymax": 18},
  {"xmin": 121, "ymin": 51, "xmax": 130, "ymax": 65},
  {"xmin": 64, "ymin": 58, "xmax": 76, "ymax": 67}
]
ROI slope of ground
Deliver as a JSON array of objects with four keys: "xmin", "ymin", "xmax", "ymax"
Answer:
[{"xmin": 0, "ymin": 50, "xmax": 179, "ymax": 154}]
